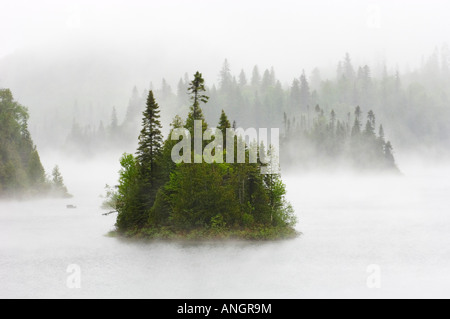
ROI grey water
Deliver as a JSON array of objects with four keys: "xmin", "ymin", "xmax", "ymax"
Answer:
[{"xmin": 1, "ymin": 157, "xmax": 450, "ymax": 299}]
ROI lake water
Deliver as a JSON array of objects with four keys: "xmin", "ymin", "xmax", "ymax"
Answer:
[{"xmin": 1, "ymin": 157, "xmax": 450, "ymax": 299}]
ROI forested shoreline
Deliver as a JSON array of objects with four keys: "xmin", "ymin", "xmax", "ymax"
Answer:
[
  {"xmin": 63, "ymin": 51, "xmax": 450, "ymax": 171},
  {"xmin": 0, "ymin": 89, "xmax": 71, "ymax": 199}
]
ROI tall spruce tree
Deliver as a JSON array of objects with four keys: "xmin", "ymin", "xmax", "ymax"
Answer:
[
  {"xmin": 185, "ymin": 72, "xmax": 209, "ymax": 131},
  {"xmin": 136, "ymin": 90, "xmax": 163, "ymax": 211},
  {"xmin": 217, "ymin": 110, "xmax": 231, "ymax": 162}
]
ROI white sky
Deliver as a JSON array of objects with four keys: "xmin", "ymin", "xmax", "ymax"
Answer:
[{"xmin": 1, "ymin": 0, "xmax": 449, "ymax": 81}]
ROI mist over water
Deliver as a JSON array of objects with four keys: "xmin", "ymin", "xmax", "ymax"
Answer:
[
  {"xmin": 1, "ymin": 153, "xmax": 449, "ymax": 298},
  {"xmin": 1, "ymin": 0, "xmax": 450, "ymax": 300}
]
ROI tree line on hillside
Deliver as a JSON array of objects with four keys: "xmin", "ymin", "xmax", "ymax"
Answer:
[
  {"xmin": 0, "ymin": 89, "xmax": 71, "ymax": 198},
  {"xmin": 281, "ymin": 105, "xmax": 397, "ymax": 171},
  {"xmin": 67, "ymin": 50, "xmax": 450, "ymax": 166}
]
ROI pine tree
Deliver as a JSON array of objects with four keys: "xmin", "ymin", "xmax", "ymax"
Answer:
[
  {"xmin": 111, "ymin": 106, "xmax": 119, "ymax": 130},
  {"xmin": 238, "ymin": 69, "xmax": 247, "ymax": 87},
  {"xmin": 364, "ymin": 110, "xmax": 376, "ymax": 138},
  {"xmin": 218, "ymin": 110, "xmax": 231, "ymax": 153},
  {"xmin": 290, "ymin": 79, "xmax": 301, "ymax": 110},
  {"xmin": 51, "ymin": 165, "xmax": 71, "ymax": 198},
  {"xmin": 0, "ymin": 89, "xmax": 50, "ymax": 197},
  {"xmin": 384, "ymin": 141, "xmax": 397, "ymax": 169},
  {"xmin": 378, "ymin": 125, "xmax": 385, "ymax": 145},
  {"xmin": 300, "ymin": 70, "xmax": 311, "ymax": 110},
  {"xmin": 219, "ymin": 59, "xmax": 232, "ymax": 91},
  {"xmin": 218, "ymin": 110, "xmax": 231, "ymax": 136},
  {"xmin": 136, "ymin": 90, "xmax": 164, "ymax": 211},
  {"xmin": 351, "ymin": 106, "xmax": 362, "ymax": 137},
  {"xmin": 125, "ymin": 86, "xmax": 141, "ymax": 123},
  {"xmin": 137, "ymin": 91, "xmax": 163, "ymax": 171},
  {"xmin": 185, "ymin": 72, "xmax": 209, "ymax": 131},
  {"xmin": 343, "ymin": 52, "xmax": 355, "ymax": 80},
  {"xmin": 261, "ymin": 69, "xmax": 274, "ymax": 89},
  {"xmin": 251, "ymin": 65, "xmax": 261, "ymax": 87}
]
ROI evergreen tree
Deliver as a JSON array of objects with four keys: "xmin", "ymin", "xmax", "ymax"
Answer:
[
  {"xmin": 51, "ymin": 165, "xmax": 71, "ymax": 198},
  {"xmin": 109, "ymin": 72, "xmax": 297, "ymax": 239},
  {"xmin": 111, "ymin": 106, "xmax": 119, "ymax": 130},
  {"xmin": 384, "ymin": 141, "xmax": 397, "ymax": 169},
  {"xmin": 185, "ymin": 71, "xmax": 209, "ymax": 131},
  {"xmin": 219, "ymin": 59, "xmax": 232, "ymax": 91},
  {"xmin": 364, "ymin": 110, "xmax": 376, "ymax": 137},
  {"xmin": 0, "ymin": 89, "xmax": 68, "ymax": 197},
  {"xmin": 300, "ymin": 70, "xmax": 311, "ymax": 110},
  {"xmin": 290, "ymin": 79, "xmax": 301, "ymax": 110},
  {"xmin": 251, "ymin": 65, "xmax": 261, "ymax": 87},
  {"xmin": 137, "ymin": 91, "xmax": 163, "ymax": 171},
  {"xmin": 261, "ymin": 69, "xmax": 274, "ymax": 89},
  {"xmin": 136, "ymin": 90, "xmax": 164, "ymax": 212},
  {"xmin": 351, "ymin": 106, "xmax": 362, "ymax": 137},
  {"xmin": 238, "ymin": 69, "xmax": 248, "ymax": 87},
  {"xmin": 343, "ymin": 52, "xmax": 355, "ymax": 80},
  {"xmin": 218, "ymin": 109, "xmax": 231, "ymax": 137},
  {"xmin": 185, "ymin": 72, "xmax": 209, "ymax": 164},
  {"xmin": 125, "ymin": 86, "xmax": 141, "ymax": 123}
]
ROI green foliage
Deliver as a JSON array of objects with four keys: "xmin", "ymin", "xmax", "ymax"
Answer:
[
  {"xmin": 211, "ymin": 214, "xmax": 226, "ymax": 231},
  {"xmin": 185, "ymin": 71, "xmax": 209, "ymax": 132},
  {"xmin": 136, "ymin": 90, "xmax": 164, "ymax": 211},
  {"xmin": 0, "ymin": 89, "xmax": 69, "ymax": 198},
  {"xmin": 110, "ymin": 74, "xmax": 297, "ymax": 240},
  {"xmin": 242, "ymin": 213, "xmax": 255, "ymax": 227},
  {"xmin": 115, "ymin": 153, "xmax": 143, "ymax": 231},
  {"xmin": 50, "ymin": 165, "xmax": 72, "ymax": 198}
]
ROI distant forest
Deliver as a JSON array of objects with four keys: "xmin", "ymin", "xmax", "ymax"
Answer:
[{"xmin": 65, "ymin": 51, "xmax": 450, "ymax": 168}]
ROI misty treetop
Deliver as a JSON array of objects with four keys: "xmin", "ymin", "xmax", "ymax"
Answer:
[
  {"xmin": 0, "ymin": 88, "xmax": 71, "ymax": 198},
  {"xmin": 107, "ymin": 73, "xmax": 297, "ymax": 240},
  {"xmin": 282, "ymin": 105, "xmax": 398, "ymax": 171},
  {"xmin": 62, "ymin": 51, "xmax": 450, "ymax": 171}
]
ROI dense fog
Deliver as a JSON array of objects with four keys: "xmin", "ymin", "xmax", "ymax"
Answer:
[{"xmin": 1, "ymin": 0, "xmax": 450, "ymax": 299}]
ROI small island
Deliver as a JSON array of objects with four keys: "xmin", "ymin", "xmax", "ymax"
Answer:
[{"xmin": 105, "ymin": 72, "xmax": 298, "ymax": 240}]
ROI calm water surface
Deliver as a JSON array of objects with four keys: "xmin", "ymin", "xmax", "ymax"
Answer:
[{"xmin": 1, "ymin": 159, "xmax": 449, "ymax": 298}]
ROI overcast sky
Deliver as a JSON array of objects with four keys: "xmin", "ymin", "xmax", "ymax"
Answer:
[{"xmin": 1, "ymin": 0, "xmax": 449, "ymax": 82}]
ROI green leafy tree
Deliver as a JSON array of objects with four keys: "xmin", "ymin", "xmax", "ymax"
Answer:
[{"xmin": 115, "ymin": 154, "xmax": 142, "ymax": 231}]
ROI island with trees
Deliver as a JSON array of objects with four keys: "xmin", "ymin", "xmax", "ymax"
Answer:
[
  {"xmin": 0, "ymin": 88, "xmax": 71, "ymax": 199},
  {"xmin": 105, "ymin": 73, "xmax": 298, "ymax": 240}
]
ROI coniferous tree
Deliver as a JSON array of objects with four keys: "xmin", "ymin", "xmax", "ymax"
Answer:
[
  {"xmin": 108, "ymin": 72, "xmax": 297, "ymax": 239},
  {"xmin": 185, "ymin": 71, "xmax": 209, "ymax": 131},
  {"xmin": 136, "ymin": 90, "xmax": 164, "ymax": 212},
  {"xmin": 219, "ymin": 59, "xmax": 232, "ymax": 91},
  {"xmin": 290, "ymin": 79, "xmax": 301, "ymax": 110},
  {"xmin": 218, "ymin": 109, "xmax": 231, "ymax": 151},
  {"xmin": 384, "ymin": 141, "xmax": 396, "ymax": 169},
  {"xmin": 251, "ymin": 65, "xmax": 261, "ymax": 87},
  {"xmin": 238, "ymin": 69, "xmax": 247, "ymax": 87},
  {"xmin": 51, "ymin": 165, "xmax": 71, "ymax": 198},
  {"xmin": 0, "ymin": 89, "xmax": 70, "ymax": 197},
  {"xmin": 300, "ymin": 70, "xmax": 311, "ymax": 110}
]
